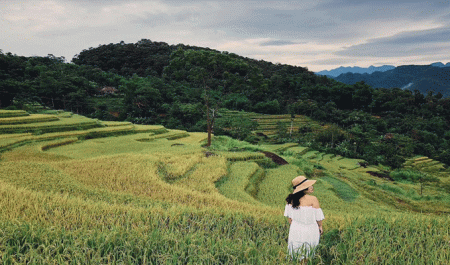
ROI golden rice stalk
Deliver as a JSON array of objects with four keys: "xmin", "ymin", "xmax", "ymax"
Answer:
[
  {"xmin": 218, "ymin": 161, "xmax": 262, "ymax": 204},
  {"xmin": 175, "ymin": 156, "xmax": 228, "ymax": 194},
  {"xmin": 133, "ymin": 124, "xmax": 167, "ymax": 133},
  {"xmin": 101, "ymin": 121, "xmax": 133, "ymax": 127},
  {"xmin": 0, "ymin": 114, "xmax": 59, "ymax": 125},
  {"xmin": 0, "ymin": 110, "xmax": 29, "ymax": 118},
  {"xmin": 257, "ymin": 164, "xmax": 302, "ymax": 207},
  {"xmin": 159, "ymin": 153, "xmax": 203, "ymax": 177},
  {"xmin": 215, "ymin": 151, "xmax": 266, "ymax": 162},
  {"xmin": 34, "ymin": 125, "xmax": 134, "ymax": 141},
  {"xmin": 0, "ymin": 118, "xmax": 100, "ymax": 133},
  {"xmin": 0, "ymin": 133, "xmax": 32, "ymax": 139},
  {"xmin": 174, "ymin": 132, "xmax": 208, "ymax": 144},
  {"xmin": 40, "ymin": 137, "xmax": 79, "ymax": 151},
  {"xmin": 0, "ymin": 134, "xmax": 33, "ymax": 149}
]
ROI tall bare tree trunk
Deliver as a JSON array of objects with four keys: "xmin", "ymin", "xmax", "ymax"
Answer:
[
  {"xmin": 206, "ymin": 102, "xmax": 212, "ymax": 147},
  {"xmin": 289, "ymin": 119, "xmax": 293, "ymax": 137}
]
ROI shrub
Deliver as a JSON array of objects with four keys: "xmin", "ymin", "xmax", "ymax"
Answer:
[
  {"xmin": 209, "ymin": 136, "xmax": 258, "ymax": 152},
  {"xmin": 390, "ymin": 169, "xmax": 440, "ymax": 195},
  {"xmin": 214, "ymin": 115, "xmax": 257, "ymax": 141},
  {"xmin": 379, "ymin": 183, "xmax": 406, "ymax": 195},
  {"xmin": 390, "ymin": 170, "xmax": 423, "ymax": 182},
  {"xmin": 253, "ymin": 100, "xmax": 280, "ymax": 114}
]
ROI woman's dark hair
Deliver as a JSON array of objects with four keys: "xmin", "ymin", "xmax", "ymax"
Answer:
[{"xmin": 285, "ymin": 190, "xmax": 306, "ymax": 208}]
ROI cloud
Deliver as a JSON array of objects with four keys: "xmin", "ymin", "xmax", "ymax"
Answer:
[
  {"xmin": 306, "ymin": 57, "xmax": 361, "ymax": 66},
  {"xmin": 259, "ymin": 40, "xmax": 305, "ymax": 46},
  {"xmin": 318, "ymin": 0, "xmax": 450, "ymax": 21},
  {"xmin": 199, "ymin": 4, "xmax": 343, "ymax": 41},
  {"xmin": 336, "ymin": 26, "xmax": 450, "ymax": 57}
]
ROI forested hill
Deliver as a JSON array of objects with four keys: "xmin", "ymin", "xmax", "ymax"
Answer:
[
  {"xmin": 72, "ymin": 39, "xmax": 214, "ymax": 77},
  {"xmin": 331, "ymin": 65, "xmax": 450, "ymax": 97},
  {"xmin": 72, "ymin": 39, "xmax": 317, "ymax": 80}
]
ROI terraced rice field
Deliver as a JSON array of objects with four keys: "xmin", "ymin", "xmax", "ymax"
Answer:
[
  {"xmin": 214, "ymin": 150, "xmax": 267, "ymax": 162},
  {"xmin": 217, "ymin": 161, "xmax": 263, "ymax": 204},
  {"xmin": 259, "ymin": 142, "xmax": 299, "ymax": 152},
  {"xmin": 0, "ymin": 110, "xmax": 449, "ymax": 264},
  {"xmin": 297, "ymin": 149, "xmax": 366, "ymax": 171},
  {"xmin": 404, "ymin": 156, "xmax": 449, "ymax": 174},
  {"xmin": 0, "ymin": 114, "xmax": 59, "ymax": 125},
  {"xmin": 0, "ymin": 109, "xmax": 29, "ymax": 118},
  {"xmin": 0, "ymin": 114, "xmax": 101, "ymax": 134},
  {"xmin": 220, "ymin": 109, "xmax": 323, "ymax": 138}
]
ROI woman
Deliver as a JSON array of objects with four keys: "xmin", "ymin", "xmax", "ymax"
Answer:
[{"xmin": 284, "ymin": 175, "xmax": 324, "ymax": 261}]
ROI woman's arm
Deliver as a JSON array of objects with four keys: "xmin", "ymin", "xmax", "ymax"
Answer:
[
  {"xmin": 312, "ymin": 197, "xmax": 324, "ymax": 234},
  {"xmin": 317, "ymin": 220, "xmax": 323, "ymax": 235},
  {"xmin": 284, "ymin": 204, "xmax": 292, "ymax": 225}
]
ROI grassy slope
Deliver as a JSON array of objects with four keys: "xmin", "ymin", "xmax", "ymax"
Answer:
[{"xmin": 0, "ymin": 110, "xmax": 449, "ymax": 264}]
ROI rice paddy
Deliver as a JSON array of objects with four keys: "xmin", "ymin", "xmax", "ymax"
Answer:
[
  {"xmin": 0, "ymin": 110, "xmax": 449, "ymax": 264},
  {"xmin": 0, "ymin": 114, "xmax": 59, "ymax": 125},
  {"xmin": 0, "ymin": 109, "xmax": 29, "ymax": 118},
  {"xmin": 0, "ymin": 114, "xmax": 101, "ymax": 134},
  {"xmin": 403, "ymin": 156, "xmax": 450, "ymax": 177},
  {"xmin": 220, "ymin": 109, "xmax": 323, "ymax": 138},
  {"xmin": 217, "ymin": 161, "xmax": 264, "ymax": 205}
]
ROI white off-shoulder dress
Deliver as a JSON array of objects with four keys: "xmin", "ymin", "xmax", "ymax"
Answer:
[{"xmin": 284, "ymin": 204, "xmax": 325, "ymax": 259}]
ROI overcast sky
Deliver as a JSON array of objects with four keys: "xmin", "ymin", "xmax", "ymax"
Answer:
[{"xmin": 2, "ymin": 0, "xmax": 450, "ymax": 72}]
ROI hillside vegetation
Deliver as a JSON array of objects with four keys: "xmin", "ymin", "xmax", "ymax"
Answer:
[
  {"xmin": 0, "ymin": 110, "xmax": 449, "ymax": 264},
  {"xmin": 3, "ymin": 41, "xmax": 450, "ymax": 170}
]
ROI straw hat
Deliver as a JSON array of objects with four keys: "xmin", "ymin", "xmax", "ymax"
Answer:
[{"xmin": 292, "ymin": 176, "xmax": 316, "ymax": 194}]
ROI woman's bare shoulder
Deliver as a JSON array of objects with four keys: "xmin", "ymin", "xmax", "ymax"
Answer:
[
  {"xmin": 304, "ymin": 195, "xmax": 318, "ymax": 200},
  {"xmin": 305, "ymin": 195, "xmax": 320, "ymax": 208}
]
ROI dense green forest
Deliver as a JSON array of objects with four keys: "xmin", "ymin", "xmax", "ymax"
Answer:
[{"xmin": 2, "ymin": 39, "xmax": 450, "ymax": 169}]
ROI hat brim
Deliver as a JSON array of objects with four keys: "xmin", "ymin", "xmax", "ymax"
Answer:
[{"xmin": 293, "ymin": 180, "xmax": 316, "ymax": 194}]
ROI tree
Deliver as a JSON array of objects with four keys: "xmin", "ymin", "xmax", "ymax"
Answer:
[
  {"xmin": 167, "ymin": 101, "xmax": 203, "ymax": 129},
  {"xmin": 314, "ymin": 124, "xmax": 347, "ymax": 149},
  {"xmin": 163, "ymin": 49, "xmax": 262, "ymax": 146},
  {"xmin": 352, "ymin": 82, "xmax": 374, "ymax": 111},
  {"xmin": 215, "ymin": 114, "xmax": 258, "ymax": 141},
  {"xmin": 275, "ymin": 121, "xmax": 288, "ymax": 141},
  {"xmin": 390, "ymin": 170, "xmax": 440, "ymax": 195},
  {"xmin": 0, "ymin": 52, "xmax": 29, "ymax": 107},
  {"xmin": 121, "ymin": 75, "xmax": 162, "ymax": 120},
  {"xmin": 417, "ymin": 173, "xmax": 440, "ymax": 196},
  {"xmin": 253, "ymin": 100, "xmax": 281, "ymax": 114},
  {"xmin": 223, "ymin": 93, "xmax": 250, "ymax": 110},
  {"xmin": 288, "ymin": 99, "xmax": 318, "ymax": 117}
]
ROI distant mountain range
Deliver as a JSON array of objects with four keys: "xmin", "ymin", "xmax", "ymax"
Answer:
[
  {"xmin": 430, "ymin": 62, "xmax": 450, "ymax": 68},
  {"xmin": 316, "ymin": 65, "xmax": 395, "ymax": 77},
  {"xmin": 317, "ymin": 63, "xmax": 450, "ymax": 97},
  {"xmin": 316, "ymin": 62, "xmax": 450, "ymax": 77}
]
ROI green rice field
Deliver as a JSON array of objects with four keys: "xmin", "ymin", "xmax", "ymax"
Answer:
[
  {"xmin": 0, "ymin": 110, "xmax": 449, "ymax": 264},
  {"xmin": 220, "ymin": 109, "xmax": 323, "ymax": 138}
]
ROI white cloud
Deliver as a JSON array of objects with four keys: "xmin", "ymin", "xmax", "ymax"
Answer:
[{"xmin": 3, "ymin": 1, "xmax": 68, "ymax": 31}]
